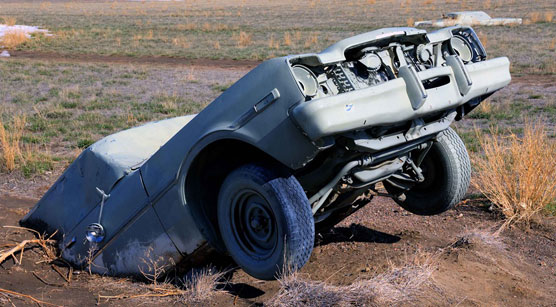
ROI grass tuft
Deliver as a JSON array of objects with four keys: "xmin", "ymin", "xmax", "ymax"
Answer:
[
  {"xmin": 2, "ymin": 16, "xmax": 16, "ymax": 26},
  {"xmin": 1, "ymin": 29, "xmax": 29, "ymax": 49},
  {"xmin": 473, "ymin": 121, "xmax": 556, "ymax": 227},
  {"xmin": 236, "ymin": 31, "xmax": 252, "ymax": 48},
  {"xmin": 0, "ymin": 115, "xmax": 25, "ymax": 172},
  {"xmin": 269, "ymin": 255, "xmax": 434, "ymax": 306},
  {"xmin": 180, "ymin": 268, "xmax": 225, "ymax": 305}
]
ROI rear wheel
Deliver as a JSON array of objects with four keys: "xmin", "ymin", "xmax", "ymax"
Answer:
[
  {"xmin": 385, "ymin": 128, "xmax": 470, "ymax": 215},
  {"xmin": 217, "ymin": 163, "xmax": 314, "ymax": 280}
]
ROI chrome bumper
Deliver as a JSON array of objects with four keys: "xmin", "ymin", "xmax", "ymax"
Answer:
[{"xmin": 292, "ymin": 57, "xmax": 511, "ymax": 140}]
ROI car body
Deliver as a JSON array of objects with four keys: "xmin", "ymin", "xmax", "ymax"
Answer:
[
  {"xmin": 21, "ymin": 26, "xmax": 511, "ymax": 278},
  {"xmin": 415, "ymin": 11, "xmax": 522, "ymax": 27}
]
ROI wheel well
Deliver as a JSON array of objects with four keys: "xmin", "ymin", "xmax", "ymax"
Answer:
[{"xmin": 185, "ymin": 139, "xmax": 288, "ymax": 251}]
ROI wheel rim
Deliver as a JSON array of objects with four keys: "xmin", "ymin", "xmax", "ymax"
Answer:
[
  {"xmin": 416, "ymin": 156, "xmax": 437, "ymax": 190},
  {"xmin": 230, "ymin": 189, "xmax": 278, "ymax": 260}
]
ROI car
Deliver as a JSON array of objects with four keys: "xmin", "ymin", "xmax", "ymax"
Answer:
[
  {"xmin": 21, "ymin": 26, "xmax": 511, "ymax": 280},
  {"xmin": 414, "ymin": 11, "xmax": 522, "ymax": 27}
]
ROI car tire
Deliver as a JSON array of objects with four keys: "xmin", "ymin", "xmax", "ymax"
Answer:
[
  {"xmin": 385, "ymin": 127, "xmax": 471, "ymax": 215},
  {"xmin": 217, "ymin": 163, "xmax": 314, "ymax": 280}
]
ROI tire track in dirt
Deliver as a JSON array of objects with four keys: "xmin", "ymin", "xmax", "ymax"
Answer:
[
  {"xmin": 7, "ymin": 50, "xmax": 261, "ymax": 70},
  {"xmin": 6, "ymin": 51, "xmax": 556, "ymax": 86}
]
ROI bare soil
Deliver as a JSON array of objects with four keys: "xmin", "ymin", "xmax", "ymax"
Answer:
[
  {"xmin": 1, "ymin": 187, "xmax": 555, "ymax": 306},
  {"xmin": 8, "ymin": 50, "xmax": 261, "ymax": 70}
]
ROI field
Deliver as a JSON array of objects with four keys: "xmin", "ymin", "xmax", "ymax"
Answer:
[{"xmin": 1, "ymin": 0, "xmax": 555, "ymax": 306}]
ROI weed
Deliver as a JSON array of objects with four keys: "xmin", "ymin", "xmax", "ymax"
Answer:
[
  {"xmin": 0, "ymin": 115, "xmax": 25, "ymax": 172},
  {"xmin": 1, "ymin": 16, "xmax": 16, "ymax": 26},
  {"xmin": 20, "ymin": 145, "xmax": 55, "ymax": 178},
  {"xmin": 1, "ymin": 29, "xmax": 29, "ymax": 48},
  {"xmin": 528, "ymin": 94, "xmax": 543, "ymax": 99},
  {"xmin": 284, "ymin": 32, "xmax": 293, "ymax": 47},
  {"xmin": 304, "ymin": 33, "xmax": 318, "ymax": 49},
  {"xmin": 236, "ymin": 31, "xmax": 252, "ymax": 48},
  {"xmin": 545, "ymin": 12, "xmax": 554, "ymax": 23},
  {"xmin": 77, "ymin": 138, "xmax": 94, "ymax": 148},
  {"xmin": 477, "ymin": 31, "xmax": 488, "ymax": 49},
  {"xmin": 139, "ymin": 247, "xmax": 174, "ymax": 286},
  {"xmin": 180, "ymin": 268, "xmax": 225, "ymax": 305},
  {"xmin": 473, "ymin": 122, "xmax": 556, "ymax": 228},
  {"xmin": 528, "ymin": 11, "xmax": 554, "ymax": 23},
  {"xmin": 268, "ymin": 34, "xmax": 280, "ymax": 49},
  {"xmin": 269, "ymin": 255, "xmax": 434, "ymax": 306},
  {"xmin": 211, "ymin": 83, "xmax": 232, "ymax": 92}
]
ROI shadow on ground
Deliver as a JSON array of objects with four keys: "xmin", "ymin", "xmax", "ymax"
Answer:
[{"xmin": 316, "ymin": 223, "xmax": 401, "ymax": 246}]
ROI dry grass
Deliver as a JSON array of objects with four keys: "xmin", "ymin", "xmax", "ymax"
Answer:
[
  {"xmin": 283, "ymin": 32, "xmax": 293, "ymax": 47},
  {"xmin": 171, "ymin": 36, "xmax": 190, "ymax": 49},
  {"xmin": 179, "ymin": 268, "xmax": 225, "ymax": 305},
  {"xmin": 527, "ymin": 11, "xmax": 554, "ymax": 24},
  {"xmin": 304, "ymin": 33, "xmax": 318, "ymax": 49},
  {"xmin": 473, "ymin": 122, "xmax": 556, "ymax": 228},
  {"xmin": 0, "ymin": 29, "xmax": 29, "ymax": 48},
  {"xmin": 236, "ymin": 31, "xmax": 252, "ymax": 48},
  {"xmin": 0, "ymin": 115, "xmax": 25, "ymax": 172},
  {"xmin": 139, "ymin": 247, "xmax": 174, "ymax": 286},
  {"xmin": 477, "ymin": 31, "xmax": 488, "ymax": 49},
  {"xmin": 2, "ymin": 16, "xmax": 16, "ymax": 26},
  {"xmin": 0, "ymin": 288, "xmax": 58, "ymax": 306},
  {"xmin": 97, "ymin": 266, "xmax": 225, "ymax": 305},
  {"xmin": 544, "ymin": 11, "xmax": 554, "ymax": 23},
  {"xmin": 0, "ymin": 114, "xmax": 54, "ymax": 176},
  {"xmin": 406, "ymin": 17, "xmax": 415, "ymax": 27},
  {"xmin": 268, "ymin": 255, "xmax": 434, "ymax": 306},
  {"xmin": 268, "ymin": 34, "xmax": 280, "ymax": 49}
]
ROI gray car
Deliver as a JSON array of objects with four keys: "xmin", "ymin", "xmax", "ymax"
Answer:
[{"xmin": 21, "ymin": 26, "xmax": 511, "ymax": 280}]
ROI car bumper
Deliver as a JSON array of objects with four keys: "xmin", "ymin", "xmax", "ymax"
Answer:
[{"xmin": 292, "ymin": 57, "xmax": 511, "ymax": 140}]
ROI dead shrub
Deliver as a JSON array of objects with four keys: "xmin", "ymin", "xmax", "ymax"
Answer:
[
  {"xmin": 283, "ymin": 32, "xmax": 293, "ymax": 47},
  {"xmin": 0, "ymin": 226, "xmax": 57, "ymax": 265},
  {"xmin": 477, "ymin": 31, "xmax": 488, "ymax": 49},
  {"xmin": 2, "ymin": 16, "xmax": 16, "ymax": 26},
  {"xmin": 236, "ymin": 31, "xmax": 252, "ymax": 48},
  {"xmin": 97, "ymin": 266, "xmax": 225, "ymax": 305},
  {"xmin": 528, "ymin": 11, "xmax": 553, "ymax": 23},
  {"xmin": 139, "ymin": 247, "xmax": 174, "ymax": 286},
  {"xmin": 180, "ymin": 268, "xmax": 225, "ymax": 305},
  {"xmin": 268, "ymin": 256, "xmax": 434, "ymax": 306},
  {"xmin": 172, "ymin": 36, "xmax": 190, "ymax": 49},
  {"xmin": 544, "ymin": 11, "xmax": 554, "ymax": 23},
  {"xmin": 0, "ymin": 114, "xmax": 54, "ymax": 176},
  {"xmin": 268, "ymin": 34, "xmax": 280, "ymax": 49},
  {"xmin": 304, "ymin": 33, "xmax": 318, "ymax": 49},
  {"xmin": 1, "ymin": 29, "xmax": 29, "ymax": 48},
  {"xmin": 529, "ymin": 12, "xmax": 541, "ymax": 23},
  {"xmin": 473, "ymin": 122, "xmax": 556, "ymax": 228},
  {"xmin": 0, "ymin": 115, "xmax": 25, "ymax": 172}
]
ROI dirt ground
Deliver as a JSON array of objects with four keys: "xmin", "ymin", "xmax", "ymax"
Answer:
[{"xmin": 1, "ymin": 186, "xmax": 555, "ymax": 306}]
